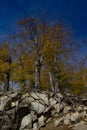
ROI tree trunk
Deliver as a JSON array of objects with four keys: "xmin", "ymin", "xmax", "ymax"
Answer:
[
  {"xmin": 54, "ymin": 54, "xmax": 59, "ymax": 93},
  {"xmin": 54, "ymin": 73, "xmax": 59, "ymax": 93},
  {"xmin": 35, "ymin": 59, "xmax": 41, "ymax": 90},
  {"xmin": 4, "ymin": 56, "xmax": 11, "ymax": 92},
  {"xmin": 4, "ymin": 72, "xmax": 10, "ymax": 91},
  {"xmin": 21, "ymin": 79, "xmax": 26, "ymax": 91},
  {"xmin": 49, "ymin": 72, "xmax": 54, "ymax": 92}
]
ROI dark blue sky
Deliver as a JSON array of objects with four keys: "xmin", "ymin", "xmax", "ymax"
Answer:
[{"xmin": 0, "ymin": 0, "xmax": 87, "ymax": 56}]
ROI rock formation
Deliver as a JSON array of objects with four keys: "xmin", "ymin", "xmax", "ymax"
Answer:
[{"xmin": 0, "ymin": 90, "xmax": 87, "ymax": 130}]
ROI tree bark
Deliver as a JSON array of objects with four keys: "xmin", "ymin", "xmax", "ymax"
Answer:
[
  {"xmin": 35, "ymin": 59, "xmax": 41, "ymax": 90},
  {"xmin": 54, "ymin": 54, "xmax": 59, "ymax": 93},
  {"xmin": 4, "ymin": 56, "xmax": 11, "ymax": 92},
  {"xmin": 49, "ymin": 72, "xmax": 54, "ymax": 92},
  {"xmin": 54, "ymin": 73, "xmax": 59, "ymax": 93},
  {"xmin": 4, "ymin": 72, "xmax": 10, "ymax": 91}
]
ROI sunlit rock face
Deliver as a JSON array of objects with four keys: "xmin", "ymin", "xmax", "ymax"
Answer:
[{"xmin": 0, "ymin": 90, "xmax": 87, "ymax": 130}]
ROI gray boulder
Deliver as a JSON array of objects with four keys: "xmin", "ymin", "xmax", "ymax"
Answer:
[
  {"xmin": 30, "ymin": 92, "xmax": 39, "ymax": 100},
  {"xmin": 22, "ymin": 97, "xmax": 34, "ymax": 104},
  {"xmin": 54, "ymin": 103, "xmax": 63, "ymax": 113},
  {"xmin": 49, "ymin": 98, "xmax": 57, "ymax": 106},
  {"xmin": 31, "ymin": 101, "xmax": 45, "ymax": 114},
  {"xmin": 36, "ymin": 93, "xmax": 49, "ymax": 105},
  {"xmin": 53, "ymin": 117, "xmax": 64, "ymax": 127},
  {"xmin": 63, "ymin": 106, "xmax": 72, "ymax": 113},
  {"xmin": 73, "ymin": 121, "xmax": 87, "ymax": 130},
  {"xmin": 31, "ymin": 111, "xmax": 37, "ymax": 122},
  {"xmin": 8, "ymin": 91, "xmax": 18, "ymax": 98},
  {"xmin": 38, "ymin": 115, "xmax": 45, "ymax": 128},
  {"xmin": 20, "ymin": 114, "xmax": 32, "ymax": 130},
  {"xmin": 70, "ymin": 112, "xmax": 79, "ymax": 122},
  {"xmin": 64, "ymin": 113, "xmax": 71, "ymax": 125},
  {"xmin": 0, "ymin": 96, "xmax": 8, "ymax": 111},
  {"xmin": 33, "ymin": 122, "xmax": 39, "ymax": 130}
]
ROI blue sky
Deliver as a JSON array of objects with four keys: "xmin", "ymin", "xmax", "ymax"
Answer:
[
  {"xmin": 0, "ymin": 0, "xmax": 87, "ymax": 37},
  {"xmin": 0, "ymin": 0, "xmax": 87, "ymax": 56}
]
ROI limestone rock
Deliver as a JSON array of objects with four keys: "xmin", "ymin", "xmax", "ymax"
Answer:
[
  {"xmin": 20, "ymin": 114, "xmax": 32, "ymax": 129},
  {"xmin": 54, "ymin": 103, "xmax": 63, "ymax": 113},
  {"xmin": 71, "ymin": 112, "xmax": 79, "ymax": 122},
  {"xmin": 0, "ymin": 91, "xmax": 87, "ymax": 130},
  {"xmin": 63, "ymin": 106, "xmax": 72, "ymax": 113},
  {"xmin": 51, "ymin": 109, "xmax": 58, "ymax": 117},
  {"xmin": 49, "ymin": 98, "xmax": 57, "ymax": 106},
  {"xmin": 11, "ymin": 101, "xmax": 19, "ymax": 107},
  {"xmin": 21, "ymin": 93, "xmax": 29, "ymax": 99},
  {"xmin": 37, "ymin": 93, "xmax": 49, "ymax": 105},
  {"xmin": 23, "ymin": 97, "xmax": 34, "ymax": 104},
  {"xmin": 31, "ymin": 111, "xmax": 37, "ymax": 122},
  {"xmin": 53, "ymin": 117, "xmax": 64, "ymax": 127},
  {"xmin": 38, "ymin": 115, "xmax": 45, "ymax": 128},
  {"xmin": 56, "ymin": 93, "xmax": 63, "ymax": 99},
  {"xmin": 31, "ymin": 101, "xmax": 45, "ymax": 114},
  {"xmin": 79, "ymin": 111, "xmax": 87, "ymax": 119},
  {"xmin": 64, "ymin": 113, "xmax": 71, "ymax": 125},
  {"xmin": 8, "ymin": 91, "xmax": 18, "ymax": 98},
  {"xmin": 73, "ymin": 121, "xmax": 87, "ymax": 130},
  {"xmin": 30, "ymin": 92, "xmax": 39, "ymax": 100},
  {"xmin": 33, "ymin": 122, "xmax": 39, "ymax": 130},
  {"xmin": 0, "ymin": 96, "xmax": 8, "ymax": 111}
]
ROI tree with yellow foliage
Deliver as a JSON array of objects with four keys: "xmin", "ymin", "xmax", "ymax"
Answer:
[
  {"xmin": 15, "ymin": 16, "xmax": 76, "ymax": 92},
  {"xmin": 0, "ymin": 42, "xmax": 12, "ymax": 91},
  {"xmin": 5, "ymin": 16, "xmax": 84, "ymax": 95},
  {"xmin": 42, "ymin": 23, "xmax": 74, "ymax": 92}
]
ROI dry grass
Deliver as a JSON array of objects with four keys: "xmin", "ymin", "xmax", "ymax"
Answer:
[{"xmin": 40, "ymin": 123, "xmax": 73, "ymax": 130}]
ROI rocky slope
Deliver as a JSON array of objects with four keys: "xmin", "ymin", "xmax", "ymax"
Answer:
[{"xmin": 0, "ymin": 90, "xmax": 87, "ymax": 130}]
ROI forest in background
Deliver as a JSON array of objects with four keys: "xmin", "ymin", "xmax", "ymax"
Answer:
[{"xmin": 0, "ymin": 16, "xmax": 87, "ymax": 95}]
